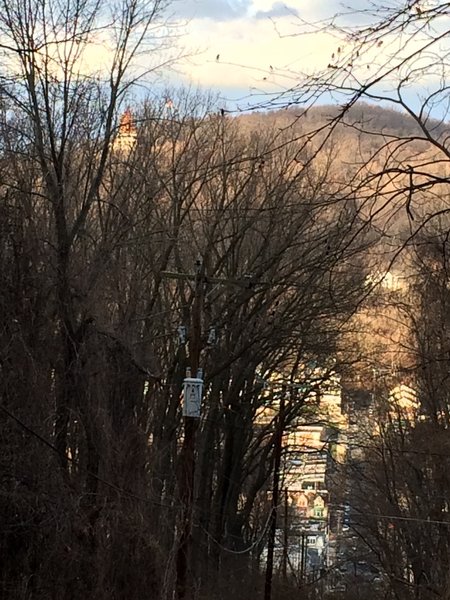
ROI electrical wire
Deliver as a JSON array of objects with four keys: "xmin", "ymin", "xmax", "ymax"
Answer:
[
  {"xmin": 324, "ymin": 434, "xmax": 450, "ymax": 459},
  {"xmin": 328, "ymin": 502, "xmax": 450, "ymax": 527},
  {"xmin": 0, "ymin": 402, "xmax": 175, "ymax": 511},
  {"xmin": 199, "ymin": 511, "xmax": 273, "ymax": 555},
  {"xmin": 3, "ymin": 402, "xmax": 450, "ymax": 532}
]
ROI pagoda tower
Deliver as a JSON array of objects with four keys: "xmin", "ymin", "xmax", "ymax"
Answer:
[{"xmin": 113, "ymin": 108, "xmax": 137, "ymax": 154}]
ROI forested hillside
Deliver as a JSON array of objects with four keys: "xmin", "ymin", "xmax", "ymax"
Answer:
[
  {"xmin": 2, "ymin": 0, "xmax": 450, "ymax": 599},
  {"xmin": 0, "ymin": 85, "xmax": 372, "ymax": 599},
  {"xmin": 0, "ymin": 87, "xmax": 444, "ymax": 599}
]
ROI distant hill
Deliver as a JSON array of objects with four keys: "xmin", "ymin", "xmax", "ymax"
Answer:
[
  {"xmin": 241, "ymin": 102, "xmax": 444, "ymax": 138},
  {"xmin": 236, "ymin": 102, "xmax": 450, "ymax": 241}
]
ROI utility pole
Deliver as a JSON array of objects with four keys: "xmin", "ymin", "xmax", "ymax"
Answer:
[
  {"xmin": 173, "ymin": 261, "xmax": 204, "ymax": 600},
  {"xmin": 160, "ymin": 266, "xmax": 256, "ymax": 599},
  {"xmin": 300, "ymin": 531, "xmax": 308, "ymax": 584},
  {"xmin": 264, "ymin": 385, "xmax": 286, "ymax": 600},
  {"xmin": 300, "ymin": 532, "xmax": 305, "ymax": 582},
  {"xmin": 282, "ymin": 487, "xmax": 289, "ymax": 580}
]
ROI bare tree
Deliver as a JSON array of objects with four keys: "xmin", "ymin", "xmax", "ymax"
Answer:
[
  {"xmin": 0, "ymin": 41, "xmax": 371, "ymax": 597},
  {"xmin": 338, "ymin": 227, "xmax": 450, "ymax": 600}
]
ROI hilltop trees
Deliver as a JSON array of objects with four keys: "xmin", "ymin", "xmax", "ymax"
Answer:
[{"xmin": 276, "ymin": 1, "xmax": 450, "ymax": 250}]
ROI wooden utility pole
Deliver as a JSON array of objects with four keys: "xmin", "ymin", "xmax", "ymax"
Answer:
[
  {"xmin": 264, "ymin": 385, "xmax": 286, "ymax": 600},
  {"xmin": 174, "ymin": 262, "xmax": 204, "ymax": 600},
  {"xmin": 161, "ymin": 266, "xmax": 256, "ymax": 599},
  {"xmin": 282, "ymin": 487, "xmax": 289, "ymax": 580},
  {"xmin": 300, "ymin": 532, "xmax": 307, "ymax": 583}
]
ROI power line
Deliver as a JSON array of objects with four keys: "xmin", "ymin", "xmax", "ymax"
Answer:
[
  {"xmin": 198, "ymin": 410, "xmax": 450, "ymax": 460},
  {"xmin": 199, "ymin": 511, "xmax": 272, "ymax": 555},
  {"xmin": 0, "ymin": 402, "xmax": 174, "ymax": 511},
  {"xmin": 327, "ymin": 437, "xmax": 450, "ymax": 459},
  {"xmin": 0, "ymin": 400, "xmax": 292, "ymax": 524},
  {"xmin": 160, "ymin": 269, "xmax": 332, "ymax": 292},
  {"xmin": 370, "ymin": 512, "xmax": 450, "ymax": 527},
  {"xmin": 4, "ymin": 400, "xmax": 450, "ymax": 534}
]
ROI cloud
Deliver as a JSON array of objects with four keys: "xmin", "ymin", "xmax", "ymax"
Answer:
[
  {"xmin": 179, "ymin": 16, "xmax": 338, "ymax": 94},
  {"xmin": 250, "ymin": 0, "xmax": 340, "ymax": 20},
  {"xmin": 177, "ymin": 0, "xmax": 426, "ymax": 100},
  {"xmin": 171, "ymin": 0, "xmax": 252, "ymax": 21},
  {"xmin": 254, "ymin": 2, "xmax": 299, "ymax": 19}
]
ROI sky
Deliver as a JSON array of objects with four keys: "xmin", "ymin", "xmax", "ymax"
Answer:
[
  {"xmin": 171, "ymin": 0, "xmax": 346, "ymax": 109},
  {"xmin": 165, "ymin": 0, "xmax": 450, "ymax": 117},
  {"xmin": 32, "ymin": 0, "xmax": 349, "ymax": 113},
  {"xmin": 55, "ymin": 0, "xmax": 447, "ymax": 116}
]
